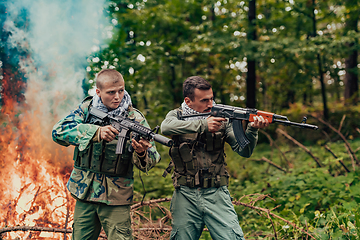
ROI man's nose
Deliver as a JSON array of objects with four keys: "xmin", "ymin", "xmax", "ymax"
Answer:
[
  {"xmin": 114, "ymin": 92, "xmax": 120, "ymax": 99},
  {"xmin": 208, "ymin": 100, "xmax": 213, "ymax": 108}
]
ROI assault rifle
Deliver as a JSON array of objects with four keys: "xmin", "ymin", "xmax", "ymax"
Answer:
[
  {"xmin": 180, "ymin": 104, "xmax": 318, "ymax": 149},
  {"xmin": 86, "ymin": 106, "xmax": 173, "ymax": 154}
]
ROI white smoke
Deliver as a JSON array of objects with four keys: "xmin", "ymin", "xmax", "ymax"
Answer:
[{"xmin": 4, "ymin": 0, "xmax": 109, "ymax": 118}]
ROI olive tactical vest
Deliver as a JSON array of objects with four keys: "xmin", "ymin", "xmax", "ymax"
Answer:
[
  {"xmin": 73, "ymin": 98, "xmax": 134, "ymax": 177},
  {"xmin": 167, "ymin": 109, "xmax": 229, "ymax": 188}
]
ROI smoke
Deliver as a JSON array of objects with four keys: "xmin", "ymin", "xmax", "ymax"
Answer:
[{"xmin": 2, "ymin": 0, "xmax": 108, "ymax": 118}]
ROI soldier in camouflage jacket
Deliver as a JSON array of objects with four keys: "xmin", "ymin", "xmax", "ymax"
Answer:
[{"xmin": 52, "ymin": 69, "xmax": 161, "ymax": 240}]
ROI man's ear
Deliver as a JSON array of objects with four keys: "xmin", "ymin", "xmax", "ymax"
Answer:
[
  {"xmin": 95, "ymin": 88, "xmax": 101, "ymax": 97},
  {"xmin": 184, "ymin": 97, "xmax": 192, "ymax": 107}
]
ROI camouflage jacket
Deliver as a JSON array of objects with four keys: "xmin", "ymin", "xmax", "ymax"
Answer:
[{"xmin": 52, "ymin": 98, "xmax": 161, "ymax": 205}]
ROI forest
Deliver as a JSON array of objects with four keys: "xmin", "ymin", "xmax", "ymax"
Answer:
[{"xmin": 0, "ymin": 0, "xmax": 359, "ymax": 239}]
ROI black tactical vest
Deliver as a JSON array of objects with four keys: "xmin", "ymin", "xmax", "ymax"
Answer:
[
  {"xmin": 167, "ymin": 109, "xmax": 229, "ymax": 188},
  {"xmin": 73, "ymin": 99, "xmax": 134, "ymax": 177}
]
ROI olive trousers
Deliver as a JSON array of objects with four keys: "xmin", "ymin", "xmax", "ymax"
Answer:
[
  {"xmin": 170, "ymin": 185, "xmax": 245, "ymax": 240},
  {"xmin": 71, "ymin": 200, "xmax": 133, "ymax": 240}
]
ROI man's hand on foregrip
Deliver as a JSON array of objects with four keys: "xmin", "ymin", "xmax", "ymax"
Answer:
[
  {"xmin": 99, "ymin": 125, "xmax": 119, "ymax": 142},
  {"xmin": 250, "ymin": 115, "xmax": 269, "ymax": 129},
  {"xmin": 131, "ymin": 138, "xmax": 151, "ymax": 155},
  {"xmin": 207, "ymin": 116, "xmax": 227, "ymax": 133}
]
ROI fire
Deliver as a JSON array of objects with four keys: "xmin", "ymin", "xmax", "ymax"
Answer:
[{"xmin": 0, "ymin": 71, "xmax": 76, "ymax": 239}]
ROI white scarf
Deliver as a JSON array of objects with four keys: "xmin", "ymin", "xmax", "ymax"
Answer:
[
  {"xmin": 92, "ymin": 90, "xmax": 132, "ymax": 116},
  {"xmin": 181, "ymin": 101, "xmax": 210, "ymax": 121}
]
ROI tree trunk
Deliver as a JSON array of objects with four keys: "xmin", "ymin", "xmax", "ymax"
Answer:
[
  {"xmin": 344, "ymin": 3, "xmax": 359, "ymax": 105},
  {"xmin": 246, "ymin": 0, "xmax": 256, "ymax": 108},
  {"xmin": 344, "ymin": 46, "xmax": 358, "ymax": 104},
  {"xmin": 311, "ymin": 0, "xmax": 329, "ymax": 119}
]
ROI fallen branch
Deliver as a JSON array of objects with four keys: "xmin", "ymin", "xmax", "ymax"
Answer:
[
  {"xmin": 355, "ymin": 146, "xmax": 360, "ymax": 154},
  {"xmin": 251, "ymin": 157, "xmax": 287, "ymax": 173},
  {"xmin": 312, "ymin": 115, "xmax": 359, "ymax": 165},
  {"xmin": 260, "ymin": 129, "xmax": 290, "ymax": 167},
  {"xmin": 0, "ymin": 226, "xmax": 107, "ymax": 239},
  {"xmin": 0, "ymin": 226, "xmax": 71, "ymax": 235},
  {"xmin": 133, "ymin": 227, "xmax": 172, "ymax": 232},
  {"xmin": 344, "ymin": 143, "xmax": 356, "ymax": 171},
  {"xmin": 338, "ymin": 115, "xmax": 346, "ymax": 132},
  {"xmin": 276, "ymin": 128, "xmax": 322, "ymax": 168},
  {"xmin": 323, "ymin": 145, "xmax": 350, "ymax": 173},
  {"xmin": 131, "ymin": 197, "xmax": 172, "ymax": 211},
  {"xmin": 233, "ymin": 200, "xmax": 316, "ymax": 240}
]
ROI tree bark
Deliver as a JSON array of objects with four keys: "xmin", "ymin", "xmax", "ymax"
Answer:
[
  {"xmin": 310, "ymin": 0, "xmax": 329, "ymax": 119},
  {"xmin": 246, "ymin": 0, "xmax": 257, "ymax": 108},
  {"xmin": 344, "ymin": 1, "xmax": 359, "ymax": 105}
]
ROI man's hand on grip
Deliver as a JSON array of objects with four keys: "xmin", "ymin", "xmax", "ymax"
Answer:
[
  {"xmin": 99, "ymin": 125, "xmax": 119, "ymax": 142},
  {"xmin": 207, "ymin": 116, "xmax": 227, "ymax": 133}
]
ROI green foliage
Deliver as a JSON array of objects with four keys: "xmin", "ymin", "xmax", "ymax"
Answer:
[
  {"xmin": 82, "ymin": 2, "xmax": 360, "ymax": 238},
  {"xmin": 133, "ymin": 128, "xmax": 360, "ymax": 239}
]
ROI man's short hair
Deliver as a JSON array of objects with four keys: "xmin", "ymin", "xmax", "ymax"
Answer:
[
  {"xmin": 183, "ymin": 76, "xmax": 212, "ymax": 101},
  {"xmin": 96, "ymin": 69, "xmax": 124, "ymax": 89}
]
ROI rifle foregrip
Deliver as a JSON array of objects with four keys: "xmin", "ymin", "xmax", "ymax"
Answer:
[
  {"xmin": 153, "ymin": 134, "xmax": 174, "ymax": 147},
  {"xmin": 232, "ymin": 119, "xmax": 250, "ymax": 149}
]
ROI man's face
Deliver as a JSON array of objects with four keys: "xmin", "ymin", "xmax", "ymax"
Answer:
[
  {"xmin": 96, "ymin": 79, "xmax": 125, "ymax": 110},
  {"xmin": 185, "ymin": 88, "xmax": 214, "ymax": 113}
]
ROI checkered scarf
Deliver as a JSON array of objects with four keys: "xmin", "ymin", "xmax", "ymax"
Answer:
[
  {"xmin": 92, "ymin": 90, "xmax": 132, "ymax": 116},
  {"xmin": 181, "ymin": 101, "xmax": 209, "ymax": 121}
]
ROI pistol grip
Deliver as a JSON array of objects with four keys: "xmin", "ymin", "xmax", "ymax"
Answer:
[{"xmin": 128, "ymin": 133, "xmax": 140, "ymax": 153}]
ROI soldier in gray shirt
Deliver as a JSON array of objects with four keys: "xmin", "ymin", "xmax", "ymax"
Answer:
[{"xmin": 161, "ymin": 76, "xmax": 269, "ymax": 240}]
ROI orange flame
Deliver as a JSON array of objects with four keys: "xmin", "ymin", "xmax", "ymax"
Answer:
[{"xmin": 0, "ymin": 69, "xmax": 76, "ymax": 239}]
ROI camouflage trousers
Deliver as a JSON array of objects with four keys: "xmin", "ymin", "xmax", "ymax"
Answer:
[
  {"xmin": 71, "ymin": 199, "xmax": 133, "ymax": 240},
  {"xmin": 169, "ymin": 185, "xmax": 245, "ymax": 240}
]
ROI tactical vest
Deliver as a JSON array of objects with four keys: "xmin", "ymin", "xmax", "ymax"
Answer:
[
  {"xmin": 166, "ymin": 109, "xmax": 229, "ymax": 188},
  {"xmin": 73, "ymin": 98, "xmax": 134, "ymax": 178}
]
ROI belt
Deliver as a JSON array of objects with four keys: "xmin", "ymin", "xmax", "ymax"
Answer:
[{"xmin": 177, "ymin": 175, "xmax": 228, "ymax": 188}]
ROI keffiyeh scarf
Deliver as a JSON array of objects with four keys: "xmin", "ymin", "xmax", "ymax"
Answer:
[
  {"xmin": 181, "ymin": 101, "xmax": 212, "ymax": 121},
  {"xmin": 92, "ymin": 90, "xmax": 132, "ymax": 116}
]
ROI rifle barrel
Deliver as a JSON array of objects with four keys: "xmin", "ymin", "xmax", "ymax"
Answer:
[{"xmin": 274, "ymin": 119, "xmax": 318, "ymax": 130}]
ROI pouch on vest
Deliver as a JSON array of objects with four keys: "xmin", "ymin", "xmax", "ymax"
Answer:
[
  {"xmin": 214, "ymin": 132, "xmax": 224, "ymax": 150},
  {"xmin": 103, "ymin": 140, "xmax": 133, "ymax": 177},
  {"xmin": 76, "ymin": 144, "xmax": 93, "ymax": 169},
  {"xmin": 170, "ymin": 147, "xmax": 184, "ymax": 174},
  {"xmin": 90, "ymin": 142, "xmax": 103, "ymax": 172},
  {"xmin": 205, "ymin": 132, "xmax": 224, "ymax": 152},
  {"xmin": 115, "ymin": 142, "xmax": 133, "ymax": 177},
  {"xmin": 179, "ymin": 142, "xmax": 195, "ymax": 171},
  {"xmin": 102, "ymin": 139, "xmax": 118, "ymax": 173}
]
